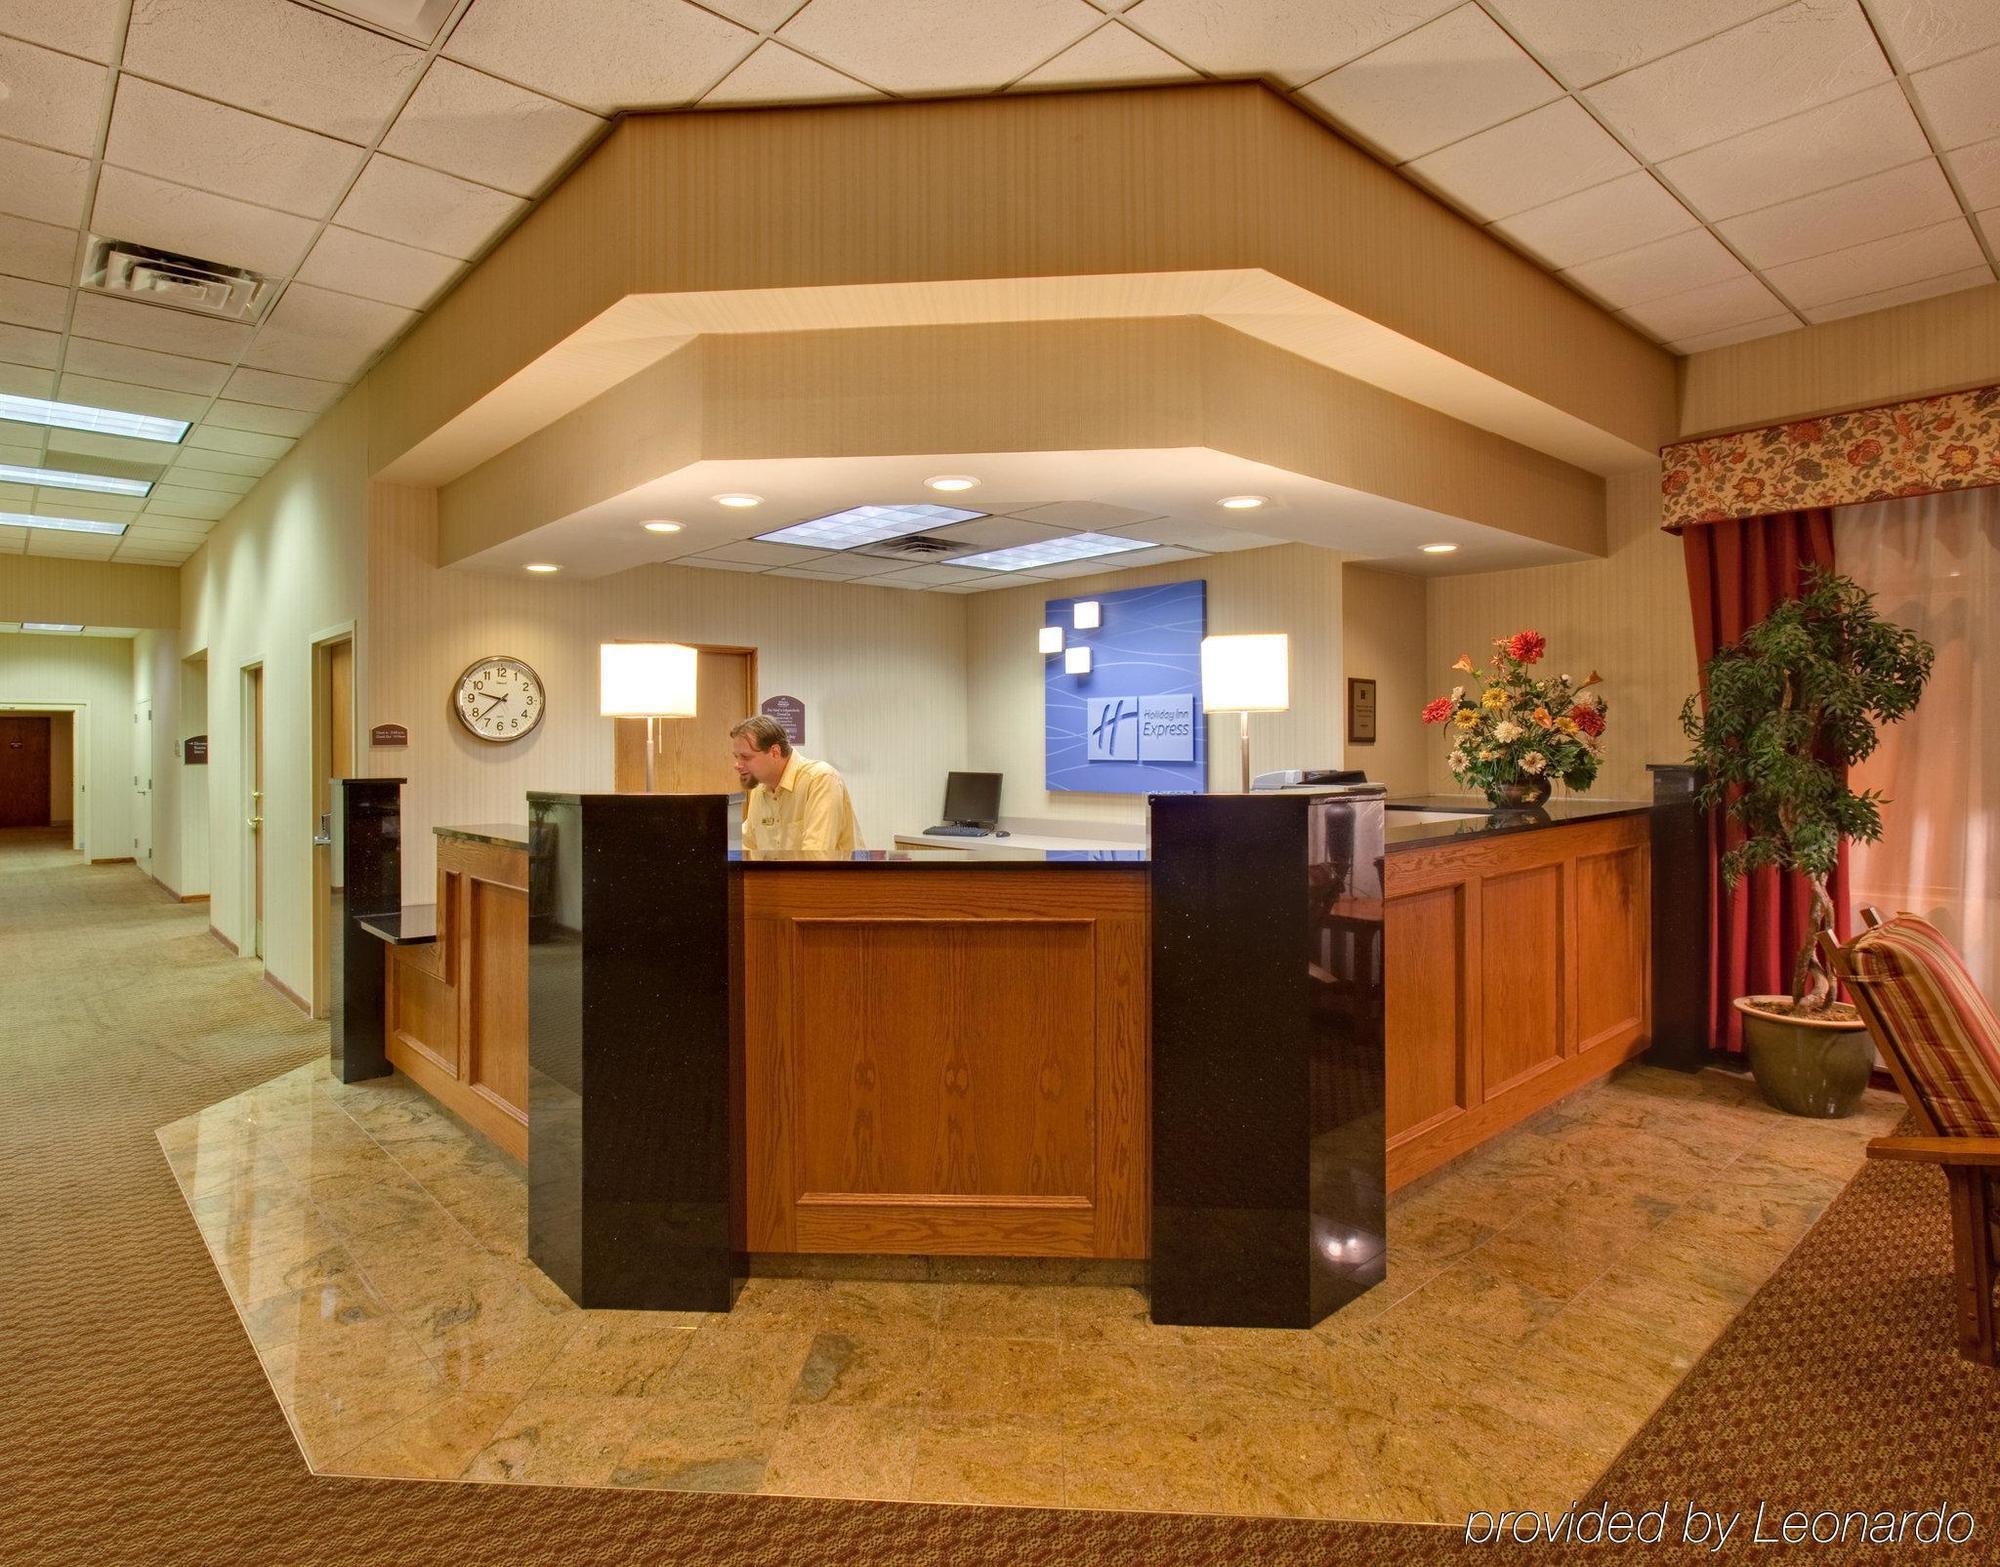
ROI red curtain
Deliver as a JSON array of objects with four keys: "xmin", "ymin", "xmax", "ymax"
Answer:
[{"xmin": 1682, "ymin": 509, "xmax": 1849, "ymax": 1051}]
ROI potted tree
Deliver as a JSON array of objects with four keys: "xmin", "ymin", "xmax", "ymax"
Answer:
[{"xmin": 1681, "ymin": 568, "xmax": 1933, "ymax": 1117}]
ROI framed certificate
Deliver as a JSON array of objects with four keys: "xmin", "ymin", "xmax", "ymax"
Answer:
[{"xmin": 1347, "ymin": 677, "xmax": 1377, "ymax": 745}]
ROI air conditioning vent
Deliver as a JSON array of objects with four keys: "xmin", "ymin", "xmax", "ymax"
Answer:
[
  {"xmin": 855, "ymin": 533, "xmax": 972, "ymax": 560},
  {"xmin": 82, "ymin": 237, "xmax": 274, "ymax": 322}
]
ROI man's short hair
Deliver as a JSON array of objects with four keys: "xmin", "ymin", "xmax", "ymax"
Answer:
[{"xmin": 729, "ymin": 714, "xmax": 792, "ymax": 757}]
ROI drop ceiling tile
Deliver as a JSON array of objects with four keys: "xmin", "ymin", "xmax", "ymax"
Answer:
[
  {"xmin": 91, "ymin": 166, "xmax": 321, "ymax": 278},
  {"xmin": 679, "ymin": 555, "xmax": 769, "ymax": 573},
  {"xmin": 1620, "ymin": 273, "xmax": 1791, "ymax": 341},
  {"xmin": 0, "ymin": 275, "xmax": 67, "ymax": 332},
  {"xmin": 1910, "ymin": 43, "xmax": 2000, "ymax": 149},
  {"xmin": 1081, "ymin": 543, "xmax": 1198, "ymax": 569},
  {"xmin": 63, "ymin": 338, "xmax": 231, "ymax": 396},
  {"xmin": 0, "ymin": 0, "xmax": 127, "ymax": 62},
  {"xmin": 1101, "ymin": 516, "xmax": 1278, "ymax": 550},
  {"xmin": 104, "ymin": 77, "xmax": 365, "ymax": 220},
  {"xmin": 862, "ymin": 563, "xmax": 988, "ymax": 586},
  {"xmin": 124, "ymin": 0, "xmax": 424, "ymax": 143},
  {"xmin": 1403, "ymin": 99, "xmax": 1638, "ymax": 223},
  {"xmin": 1765, "ymin": 217, "xmax": 1986, "ymax": 307},
  {"xmin": 1948, "ymin": 139, "xmax": 2000, "ymax": 208},
  {"xmin": 169, "ymin": 443, "xmax": 274, "ymax": 476},
  {"xmin": 0, "ymin": 322, "xmax": 61, "ymax": 368},
  {"xmin": 23, "ymin": 495, "xmax": 142, "ymax": 524},
  {"xmin": 45, "ymin": 428, "xmax": 180, "ymax": 467},
  {"xmin": 333, "ymin": 155, "xmax": 525, "ymax": 261},
  {"xmin": 1013, "ymin": 19, "xmax": 1197, "ymax": 87},
  {"xmin": 701, "ymin": 0, "xmax": 810, "ymax": 25},
  {"xmin": 380, "ymin": 60, "xmax": 604, "ymax": 198},
  {"xmin": 0, "ymin": 135, "xmax": 92, "ymax": 229},
  {"xmin": 1483, "ymin": 0, "xmax": 1791, "ymax": 88},
  {"xmin": 143, "ymin": 486, "xmax": 236, "ymax": 520},
  {"xmin": 0, "ymin": 213, "xmax": 77, "ymax": 289},
  {"xmin": 1802, "ymin": 263, "xmax": 1996, "ymax": 322},
  {"xmin": 1867, "ymin": 0, "xmax": 2000, "ymax": 72},
  {"xmin": 1667, "ymin": 313, "xmax": 1800, "ymax": 353},
  {"xmin": 1562, "ymin": 228, "xmax": 1748, "ymax": 309},
  {"xmin": 186, "ymin": 424, "xmax": 292, "ymax": 459},
  {"xmin": 58, "ymin": 374, "xmax": 208, "ymax": 422},
  {"xmin": 1716, "ymin": 159, "xmax": 1962, "ymax": 270},
  {"xmin": 701, "ymin": 41, "xmax": 885, "ymax": 103},
  {"xmin": 1584, "ymin": 0, "xmax": 1890, "ymax": 165},
  {"xmin": 295, "ymin": 225, "xmax": 463, "ymax": 311},
  {"xmin": 163, "ymin": 462, "xmax": 258, "ymax": 495},
  {"xmin": 70, "ymin": 292, "xmax": 255, "ymax": 363},
  {"xmin": 767, "ymin": 563, "xmax": 879, "ymax": 581},
  {"xmin": 1009, "ymin": 501, "xmax": 1156, "ymax": 528},
  {"xmin": 0, "ymin": 526, "xmax": 27, "ymax": 552},
  {"xmin": 777, "ymin": 0, "xmax": 1102, "ymax": 95},
  {"xmin": 221, "ymin": 366, "xmax": 345, "ymax": 413},
  {"xmin": 25, "ymin": 530, "xmax": 119, "ymax": 558},
  {"xmin": 1120, "ymin": 0, "xmax": 1459, "ymax": 88},
  {"xmin": 1492, "ymin": 170, "xmax": 1699, "ymax": 268},
  {"xmin": 240, "ymin": 282, "xmax": 414, "ymax": 381},
  {"xmin": 445, "ymin": 0, "xmax": 756, "ymax": 113},
  {"xmin": 691, "ymin": 541, "xmax": 838, "ymax": 567},
  {"xmin": 202, "ymin": 400, "xmax": 315, "ymax": 439},
  {"xmin": 0, "ymin": 442, "xmax": 41, "ymax": 467},
  {"xmin": 1981, "ymin": 206, "xmax": 2000, "ymax": 252},
  {"xmin": 1657, "ymin": 82, "xmax": 1933, "ymax": 220},
  {"xmin": 1298, "ymin": 6, "xmax": 1562, "ymax": 164},
  {"xmin": 0, "ymin": 37, "xmax": 109, "ymax": 159}
]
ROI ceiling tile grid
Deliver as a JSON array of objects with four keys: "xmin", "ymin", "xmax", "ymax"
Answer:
[{"xmin": 3, "ymin": 0, "xmax": 1996, "ymax": 567}]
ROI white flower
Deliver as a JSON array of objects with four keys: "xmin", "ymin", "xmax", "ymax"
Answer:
[
  {"xmin": 1519, "ymin": 750, "xmax": 1548, "ymax": 775},
  {"xmin": 1450, "ymin": 685, "xmax": 1464, "ymax": 702},
  {"xmin": 1492, "ymin": 719, "xmax": 1523, "ymax": 743}
]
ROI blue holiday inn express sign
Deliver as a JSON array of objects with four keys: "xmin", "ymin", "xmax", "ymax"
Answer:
[{"xmin": 1045, "ymin": 579, "xmax": 1206, "ymax": 794}]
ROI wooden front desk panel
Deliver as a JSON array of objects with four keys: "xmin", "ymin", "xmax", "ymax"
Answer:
[
  {"xmin": 740, "ymin": 866, "xmax": 1150, "ymax": 1259},
  {"xmin": 1382, "ymin": 814, "xmax": 1651, "ymax": 1190},
  {"xmin": 383, "ymin": 835, "xmax": 531, "ymax": 1160}
]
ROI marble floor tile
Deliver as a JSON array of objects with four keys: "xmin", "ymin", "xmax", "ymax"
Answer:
[
  {"xmin": 815, "ymin": 1280, "xmax": 940, "ymax": 1339},
  {"xmin": 789, "ymin": 1330, "xmax": 939, "ymax": 1409},
  {"xmin": 928, "ymin": 1334, "xmax": 1067, "ymax": 1417},
  {"xmin": 937, "ymin": 1281, "xmax": 1062, "ymax": 1340},
  {"xmin": 461, "ymin": 1393, "xmax": 652, "ymax": 1486},
  {"xmin": 612, "ymin": 1397, "xmax": 783, "ymax": 1492},
  {"xmin": 759, "ymin": 1405, "xmax": 923, "ymax": 1501},
  {"xmin": 910, "ymin": 1412, "xmax": 1063, "ymax": 1507},
  {"xmin": 527, "ymin": 1312, "xmax": 695, "ymax": 1398},
  {"xmin": 326, "ymin": 1390, "xmax": 523, "ymax": 1481}
]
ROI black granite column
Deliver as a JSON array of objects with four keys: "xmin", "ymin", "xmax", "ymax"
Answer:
[
  {"xmin": 1646, "ymin": 763, "xmax": 1713, "ymax": 1072},
  {"xmin": 1149, "ymin": 786, "xmax": 1387, "ymax": 1329},
  {"xmin": 527, "ymin": 792, "xmax": 741, "ymax": 1311},
  {"xmin": 329, "ymin": 777, "xmax": 402, "ymax": 1084}
]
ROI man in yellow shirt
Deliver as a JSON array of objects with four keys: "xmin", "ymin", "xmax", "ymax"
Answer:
[{"xmin": 729, "ymin": 714, "xmax": 862, "ymax": 854}]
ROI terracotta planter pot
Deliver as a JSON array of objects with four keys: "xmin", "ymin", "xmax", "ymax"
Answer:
[
  {"xmin": 1734, "ymin": 996, "xmax": 1873, "ymax": 1118},
  {"xmin": 1486, "ymin": 777, "xmax": 1552, "ymax": 808}
]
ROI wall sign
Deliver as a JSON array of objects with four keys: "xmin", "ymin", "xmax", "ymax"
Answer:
[
  {"xmin": 1045, "ymin": 579, "xmax": 1206, "ymax": 795},
  {"xmin": 371, "ymin": 723, "xmax": 409, "ymax": 748},
  {"xmin": 760, "ymin": 694, "xmax": 806, "ymax": 748},
  {"xmin": 182, "ymin": 734, "xmax": 208, "ymax": 765},
  {"xmin": 1347, "ymin": 678, "xmax": 1378, "ymax": 745}
]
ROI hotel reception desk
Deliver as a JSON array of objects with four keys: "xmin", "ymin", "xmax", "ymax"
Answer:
[{"xmin": 332, "ymin": 784, "xmax": 1654, "ymax": 1327}]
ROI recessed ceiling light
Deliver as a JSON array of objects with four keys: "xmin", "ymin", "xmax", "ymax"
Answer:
[
  {"xmin": 524, "ymin": 562, "xmax": 560, "ymax": 573},
  {"xmin": 22, "ymin": 622, "xmax": 84, "ymax": 633},
  {"xmin": 642, "ymin": 520, "xmax": 684, "ymax": 534},
  {"xmin": 757, "ymin": 503, "xmax": 984, "ymax": 550},
  {"xmin": 0, "ymin": 510, "xmax": 128, "ymax": 536},
  {"xmin": 926, "ymin": 475, "xmax": 979, "ymax": 492},
  {"xmin": 714, "ymin": 493, "xmax": 762, "ymax": 508},
  {"xmin": 0, "ymin": 462, "xmax": 152, "ymax": 497},
  {"xmin": 955, "ymin": 532, "xmax": 1151, "ymax": 573},
  {"xmin": 1421, "ymin": 543, "xmax": 1458, "ymax": 554},
  {"xmin": 0, "ymin": 393, "xmax": 190, "ymax": 444},
  {"xmin": 1219, "ymin": 495, "xmax": 1267, "ymax": 510}
]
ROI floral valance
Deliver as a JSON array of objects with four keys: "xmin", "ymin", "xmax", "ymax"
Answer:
[{"xmin": 1660, "ymin": 383, "xmax": 2000, "ymax": 531}]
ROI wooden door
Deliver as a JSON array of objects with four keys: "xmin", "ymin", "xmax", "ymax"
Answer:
[
  {"xmin": 133, "ymin": 700, "xmax": 152, "ymax": 865},
  {"xmin": 613, "ymin": 646, "xmax": 755, "ymax": 792},
  {"xmin": 247, "ymin": 666, "xmax": 265, "ymax": 957},
  {"xmin": 0, "ymin": 716, "xmax": 52, "ymax": 828}
]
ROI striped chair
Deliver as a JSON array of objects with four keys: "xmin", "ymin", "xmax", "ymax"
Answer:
[{"xmin": 1824, "ymin": 911, "xmax": 2000, "ymax": 1365}]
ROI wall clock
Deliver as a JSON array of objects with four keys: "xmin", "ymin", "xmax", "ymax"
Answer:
[{"xmin": 453, "ymin": 654, "xmax": 546, "ymax": 743}]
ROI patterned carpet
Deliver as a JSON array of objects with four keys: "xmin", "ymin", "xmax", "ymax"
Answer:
[{"xmin": 3, "ymin": 826, "xmax": 1996, "ymax": 1565}]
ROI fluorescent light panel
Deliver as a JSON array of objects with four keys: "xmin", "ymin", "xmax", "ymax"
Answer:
[
  {"xmin": 955, "ymin": 532, "xmax": 1151, "ymax": 573},
  {"xmin": 756, "ymin": 503, "xmax": 983, "ymax": 550},
  {"xmin": 23, "ymin": 622, "xmax": 84, "ymax": 633},
  {"xmin": 0, "ymin": 393, "xmax": 189, "ymax": 444},
  {"xmin": 0, "ymin": 463, "xmax": 153, "ymax": 497},
  {"xmin": 0, "ymin": 510, "xmax": 128, "ymax": 536}
]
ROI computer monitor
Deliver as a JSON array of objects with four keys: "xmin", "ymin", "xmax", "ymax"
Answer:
[{"xmin": 941, "ymin": 771, "xmax": 1002, "ymax": 828}]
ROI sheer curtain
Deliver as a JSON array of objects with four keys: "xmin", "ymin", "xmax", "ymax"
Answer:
[{"xmin": 1837, "ymin": 487, "xmax": 2000, "ymax": 992}]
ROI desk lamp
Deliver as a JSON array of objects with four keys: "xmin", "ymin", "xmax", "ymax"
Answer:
[
  {"xmin": 1201, "ymin": 633, "xmax": 1290, "ymax": 792},
  {"xmin": 600, "ymin": 642, "xmax": 698, "ymax": 792}
]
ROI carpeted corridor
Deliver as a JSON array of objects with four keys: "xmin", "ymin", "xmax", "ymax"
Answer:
[{"xmin": 3, "ymin": 827, "xmax": 1997, "ymax": 1565}]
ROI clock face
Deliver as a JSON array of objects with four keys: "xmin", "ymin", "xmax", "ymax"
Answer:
[{"xmin": 453, "ymin": 655, "xmax": 545, "ymax": 744}]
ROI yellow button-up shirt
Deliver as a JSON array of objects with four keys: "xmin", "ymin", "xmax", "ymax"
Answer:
[{"xmin": 741, "ymin": 754, "xmax": 862, "ymax": 854}]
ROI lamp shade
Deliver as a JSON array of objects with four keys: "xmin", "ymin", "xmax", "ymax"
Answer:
[
  {"xmin": 1201, "ymin": 633, "xmax": 1290, "ymax": 713},
  {"xmin": 600, "ymin": 642, "xmax": 698, "ymax": 717}
]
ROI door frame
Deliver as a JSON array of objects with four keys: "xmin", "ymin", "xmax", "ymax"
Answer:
[
  {"xmin": 309, "ymin": 621, "xmax": 357, "ymax": 1019},
  {"xmin": 0, "ymin": 701, "xmax": 88, "ymax": 853},
  {"xmin": 240, "ymin": 661, "xmax": 264, "ymax": 960}
]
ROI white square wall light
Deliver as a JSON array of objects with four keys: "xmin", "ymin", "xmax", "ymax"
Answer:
[
  {"xmin": 1072, "ymin": 600, "xmax": 1101, "ymax": 630},
  {"xmin": 1065, "ymin": 646, "xmax": 1092, "ymax": 675},
  {"xmin": 1039, "ymin": 625, "xmax": 1064, "ymax": 655}
]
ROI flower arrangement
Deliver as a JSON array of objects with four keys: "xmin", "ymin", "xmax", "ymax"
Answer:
[{"xmin": 1421, "ymin": 630, "xmax": 1607, "ymax": 806}]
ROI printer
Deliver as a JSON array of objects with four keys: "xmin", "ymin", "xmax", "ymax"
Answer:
[{"xmin": 1250, "ymin": 768, "xmax": 1369, "ymax": 790}]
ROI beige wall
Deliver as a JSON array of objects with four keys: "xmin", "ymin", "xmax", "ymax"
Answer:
[
  {"xmin": 965, "ymin": 543, "xmax": 1346, "ymax": 828},
  {"xmin": 0, "ymin": 631, "xmax": 134, "ymax": 859},
  {"xmin": 0, "ymin": 557, "xmax": 179, "ymax": 630},
  {"xmin": 1341, "ymin": 565, "xmax": 1430, "ymax": 796},
  {"xmin": 369, "ymin": 486, "xmax": 968, "ymax": 903},
  {"xmin": 132, "ymin": 629, "xmax": 193, "ymax": 896},
  {"xmin": 48, "ymin": 710, "xmax": 72, "ymax": 825},
  {"xmin": 1425, "ymin": 471, "xmax": 1693, "ymax": 803}
]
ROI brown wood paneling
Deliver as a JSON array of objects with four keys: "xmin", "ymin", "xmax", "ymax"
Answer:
[
  {"xmin": 1576, "ymin": 844, "xmax": 1650, "ymax": 1051},
  {"xmin": 465, "ymin": 877, "xmax": 529, "ymax": 1120},
  {"xmin": 1478, "ymin": 864, "xmax": 1565, "ymax": 1095},
  {"xmin": 0, "ymin": 716, "xmax": 52, "ymax": 827},
  {"xmin": 1385, "ymin": 884, "xmax": 1468, "ymax": 1141}
]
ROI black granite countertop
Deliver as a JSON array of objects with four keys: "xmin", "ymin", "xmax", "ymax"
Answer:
[
  {"xmin": 1382, "ymin": 796, "xmax": 1650, "ymax": 854},
  {"xmin": 435, "ymin": 823, "xmax": 529, "ymax": 847},
  {"xmin": 732, "ymin": 847, "xmax": 1149, "ymax": 866},
  {"xmin": 356, "ymin": 904, "xmax": 437, "ymax": 944}
]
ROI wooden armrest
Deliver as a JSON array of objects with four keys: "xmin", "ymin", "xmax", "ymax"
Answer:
[{"xmin": 1868, "ymin": 1135, "xmax": 2000, "ymax": 1167}]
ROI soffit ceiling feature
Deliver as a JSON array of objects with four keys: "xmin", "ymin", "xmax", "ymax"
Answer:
[{"xmin": 3, "ymin": 0, "xmax": 1995, "ymax": 570}]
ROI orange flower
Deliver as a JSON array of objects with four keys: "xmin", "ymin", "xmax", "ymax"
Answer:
[
  {"xmin": 1942, "ymin": 443, "xmax": 1978, "ymax": 472},
  {"xmin": 1451, "ymin": 653, "xmax": 1477, "ymax": 675},
  {"xmin": 1732, "ymin": 476, "xmax": 1765, "ymax": 503},
  {"xmin": 1531, "ymin": 706, "xmax": 1553, "ymax": 727},
  {"xmin": 1847, "ymin": 438, "xmax": 1884, "ymax": 465}
]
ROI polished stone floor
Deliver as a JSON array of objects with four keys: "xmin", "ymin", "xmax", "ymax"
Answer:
[{"xmin": 159, "ymin": 1061, "xmax": 1902, "ymax": 1520}]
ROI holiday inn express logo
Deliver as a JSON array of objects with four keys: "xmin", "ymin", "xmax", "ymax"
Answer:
[{"xmin": 1087, "ymin": 695, "xmax": 1193, "ymax": 764}]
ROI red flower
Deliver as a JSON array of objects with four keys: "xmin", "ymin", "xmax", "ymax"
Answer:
[
  {"xmin": 1421, "ymin": 697, "xmax": 1454, "ymax": 725},
  {"xmin": 1785, "ymin": 420, "xmax": 1823, "ymax": 444},
  {"xmin": 1942, "ymin": 443, "xmax": 1978, "ymax": 472},
  {"xmin": 1662, "ymin": 468, "xmax": 1690, "ymax": 496},
  {"xmin": 1846, "ymin": 438, "xmax": 1884, "ymax": 465},
  {"xmin": 1570, "ymin": 703, "xmax": 1605, "ymax": 737},
  {"xmin": 1505, "ymin": 630, "xmax": 1546, "ymax": 664},
  {"xmin": 1732, "ymin": 476, "xmax": 1766, "ymax": 503}
]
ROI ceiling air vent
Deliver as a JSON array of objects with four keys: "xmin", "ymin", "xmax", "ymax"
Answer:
[
  {"xmin": 82, "ymin": 237, "xmax": 274, "ymax": 323},
  {"xmin": 855, "ymin": 533, "xmax": 973, "ymax": 561}
]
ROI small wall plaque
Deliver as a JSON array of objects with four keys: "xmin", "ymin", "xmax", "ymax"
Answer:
[
  {"xmin": 182, "ymin": 734, "xmax": 208, "ymax": 765},
  {"xmin": 1347, "ymin": 678, "xmax": 1377, "ymax": 745},
  {"xmin": 760, "ymin": 694, "xmax": 805, "ymax": 748},
  {"xmin": 371, "ymin": 723, "xmax": 410, "ymax": 748}
]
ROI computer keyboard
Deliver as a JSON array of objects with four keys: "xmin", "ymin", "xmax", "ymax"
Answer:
[{"xmin": 922, "ymin": 824, "xmax": 990, "ymax": 837}]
